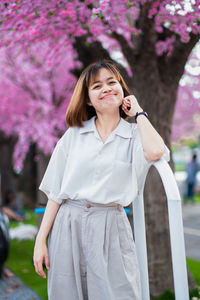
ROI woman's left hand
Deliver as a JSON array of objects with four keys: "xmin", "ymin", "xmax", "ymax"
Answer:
[{"xmin": 122, "ymin": 95, "xmax": 143, "ymax": 117}]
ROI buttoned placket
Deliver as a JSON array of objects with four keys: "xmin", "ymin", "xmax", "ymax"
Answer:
[{"xmin": 92, "ymin": 143, "xmax": 104, "ymax": 184}]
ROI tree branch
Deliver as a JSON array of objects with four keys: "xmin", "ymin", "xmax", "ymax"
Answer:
[
  {"xmin": 73, "ymin": 36, "xmax": 132, "ymax": 88},
  {"xmin": 167, "ymin": 33, "xmax": 200, "ymax": 82}
]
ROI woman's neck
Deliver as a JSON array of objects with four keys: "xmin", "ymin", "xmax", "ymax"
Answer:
[{"xmin": 95, "ymin": 113, "xmax": 121, "ymax": 136}]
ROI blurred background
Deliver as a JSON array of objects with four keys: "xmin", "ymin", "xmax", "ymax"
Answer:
[{"xmin": 0, "ymin": 1, "xmax": 199, "ymax": 300}]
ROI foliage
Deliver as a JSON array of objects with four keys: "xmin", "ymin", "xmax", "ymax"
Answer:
[
  {"xmin": 0, "ymin": 1, "xmax": 199, "ymax": 52},
  {"xmin": 172, "ymin": 44, "xmax": 200, "ymax": 142},
  {"xmin": 0, "ymin": 1, "xmax": 199, "ymax": 169},
  {"xmin": 151, "ymin": 289, "xmax": 200, "ymax": 300},
  {"xmin": 0, "ymin": 44, "xmax": 79, "ymax": 171}
]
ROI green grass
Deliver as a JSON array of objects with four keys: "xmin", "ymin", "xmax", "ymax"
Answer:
[
  {"xmin": 187, "ymin": 258, "xmax": 200, "ymax": 286},
  {"xmin": 6, "ymin": 239, "xmax": 48, "ymax": 300},
  {"xmin": 174, "ymin": 162, "xmax": 185, "ymax": 172},
  {"xmin": 151, "ymin": 289, "xmax": 200, "ymax": 300},
  {"xmin": 5, "ymin": 209, "xmax": 200, "ymax": 300},
  {"xmin": 195, "ymin": 194, "xmax": 200, "ymax": 204},
  {"xmin": 151, "ymin": 258, "xmax": 200, "ymax": 299},
  {"xmin": 183, "ymin": 194, "xmax": 200, "ymax": 204},
  {"xmin": 5, "ymin": 208, "xmax": 48, "ymax": 300}
]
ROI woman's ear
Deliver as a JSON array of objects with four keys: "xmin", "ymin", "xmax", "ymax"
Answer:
[{"xmin": 87, "ymin": 99, "xmax": 93, "ymax": 106}]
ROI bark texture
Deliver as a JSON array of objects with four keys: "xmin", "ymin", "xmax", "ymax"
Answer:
[
  {"xmin": 17, "ymin": 143, "xmax": 37, "ymax": 207},
  {"xmin": 0, "ymin": 135, "xmax": 37, "ymax": 207},
  {"xmin": 36, "ymin": 152, "xmax": 50, "ymax": 226},
  {"xmin": 0, "ymin": 133, "xmax": 17, "ymax": 204}
]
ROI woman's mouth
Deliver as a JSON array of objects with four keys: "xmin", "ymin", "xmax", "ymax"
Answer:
[{"xmin": 101, "ymin": 94, "xmax": 115, "ymax": 100}]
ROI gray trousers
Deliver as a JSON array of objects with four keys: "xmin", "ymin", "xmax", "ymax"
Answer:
[{"xmin": 48, "ymin": 199, "xmax": 141, "ymax": 300}]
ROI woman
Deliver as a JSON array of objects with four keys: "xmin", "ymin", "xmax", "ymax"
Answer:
[{"xmin": 33, "ymin": 60, "xmax": 170, "ymax": 300}]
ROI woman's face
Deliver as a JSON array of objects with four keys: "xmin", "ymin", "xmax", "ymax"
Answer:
[{"xmin": 87, "ymin": 68, "xmax": 124, "ymax": 114}]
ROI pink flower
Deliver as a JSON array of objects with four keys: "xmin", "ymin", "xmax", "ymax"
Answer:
[
  {"xmin": 60, "ymin": 9, "xmax": 68, "ymax": 18},
  {"xmin": 39, "ymin": 17, "xmax": 46, "ymax": 24},
  {"xmin": 92, "ymin": 8, "xmax": 101, "ymax": 15},
  {"xmin": 29, "ymin": 27, "xmax": 39, "ymax": 35}
]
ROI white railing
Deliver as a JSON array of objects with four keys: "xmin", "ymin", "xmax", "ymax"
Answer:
[{"xmin": 132, "ymin": 159, "xmax": 189, "ymax": 300}]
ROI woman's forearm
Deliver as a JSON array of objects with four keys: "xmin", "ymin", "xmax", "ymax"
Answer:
[
  {"xmin": 136, "ymin": 114, "xmax": 165, "ymax": 161},
  {"xmin": 122, "ymin": 95, "xmax": 166, "ymax": 161},
  {"xmin": 36, "ymin": 199, "xmax": 60, "ymax": 242}
]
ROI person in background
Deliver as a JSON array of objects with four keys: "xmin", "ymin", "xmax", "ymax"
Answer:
[
  {"xmin": 2, "ymin": 191, "xmax": 25, "ymax": 221},
  {"xmin": 185, "ymin": 153, "xmax": 200, "ymax": 203}
]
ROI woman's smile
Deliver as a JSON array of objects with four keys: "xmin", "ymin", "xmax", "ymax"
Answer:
[{"xmin": 101, "ymin": 94, "xmax": 116, "ymax": 100}]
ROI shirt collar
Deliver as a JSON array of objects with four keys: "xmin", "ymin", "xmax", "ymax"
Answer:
[{"xmin": 80, "ymin": 116, "xmax": 132, "ymax": 139}]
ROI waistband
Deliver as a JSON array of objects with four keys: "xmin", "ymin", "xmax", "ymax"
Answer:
[{"xmin": 62, "ymin": 198, "xmax": 123, "ymax": 211}]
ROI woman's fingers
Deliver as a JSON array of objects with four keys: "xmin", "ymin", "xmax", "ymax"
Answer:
[
  {"xmin": 34, "ymin": 258, "xmax": 46, "ymax": 278},
  {"xmin": 122, "ymin": 95, "xmax": 143, "ymax": 116},
  {"xmin": 122, "ymin": 100, "xmax": 131, "ymax": 113},
  {"xmin": 44, "ymin": 254, "xmax": 50, "ymax": 270},
  {"xmin": 33, "ymin": 240, "xmax": 49, "ymax": 278}
]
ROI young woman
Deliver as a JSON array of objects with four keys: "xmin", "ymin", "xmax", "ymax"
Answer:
[{"xmin": 33, "ymin": 60, "xmax": 170, "ymax": 300}]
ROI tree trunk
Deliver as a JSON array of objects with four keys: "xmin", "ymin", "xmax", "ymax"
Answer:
[
  {"xmin": 17, "ymin": 143, "xmax": 37, "ymax": 208},
  {"xmin": 36, "ymin": 152, "xmax": 50, "ymax": 226},
  {"xmin": 0, "ymin": 133, "xmax": 17, "ymax": 204},
  {"xmin": 130, "ymin": 53, "xmax": 196, "ymax": 295}
]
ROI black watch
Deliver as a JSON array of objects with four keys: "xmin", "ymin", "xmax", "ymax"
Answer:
[{"xmin": 135, "ymin": 111, "xmax": 148, "ymax": 123}]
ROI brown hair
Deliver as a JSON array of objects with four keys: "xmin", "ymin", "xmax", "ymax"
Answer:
[{"xmin": 66, "ymin": 60, "xmax": 130, "ymax": 127}]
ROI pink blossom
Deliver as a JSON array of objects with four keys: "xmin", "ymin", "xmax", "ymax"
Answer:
[
  {"xmin": 0, "ymin": 0, "xmax": 199, "ymax": 167},
  {"xmin": 59, "ymin": 9, "xmax": 68, "ymax": 18},
  {"xmin": 39, "ymin": 16, "xmax": 46, "ymax": 24},
  {"xmin": 92, "ymin": 8, "xmax": 101, "ymax": 15}
]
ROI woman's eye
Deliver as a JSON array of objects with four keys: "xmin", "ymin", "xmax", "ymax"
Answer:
[
  {"xmin": 93, "ymin": 85, "xmax": 100, "ymax": 89},
  {"xmin": 109, "ymin": 81, "xmax": 116, "ymax": 84}
]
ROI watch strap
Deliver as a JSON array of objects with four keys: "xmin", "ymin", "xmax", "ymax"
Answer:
[{"xmin": 135, "ymin": 111, "xmax": 148, "ymax": 122}]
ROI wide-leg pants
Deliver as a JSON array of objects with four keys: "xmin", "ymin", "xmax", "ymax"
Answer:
[{"xmin": 48, "ymin": 199, "xmax": 142, "ymax": 300}]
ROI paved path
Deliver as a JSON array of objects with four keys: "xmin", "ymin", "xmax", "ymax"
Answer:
[
  {"xmin": 182, "ymin": 203, "xmax": 200, "ymax": 261},
  {"xmin": 0, "ymin": 273, "xmax": 42, "ymax": 300}
]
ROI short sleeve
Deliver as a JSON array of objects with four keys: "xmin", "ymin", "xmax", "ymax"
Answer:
[
  {"xmin": 39, "ymin": 136, "xmax": 68, "ymax": 204},
  {"xmin": 162, "ymin": 144, "xmax": 170, "ymax": 162}
]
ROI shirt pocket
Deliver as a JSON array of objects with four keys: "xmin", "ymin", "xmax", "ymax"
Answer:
[{"xmin": 106, "ymin": 160, "xmax": 132, "ymax": 196}]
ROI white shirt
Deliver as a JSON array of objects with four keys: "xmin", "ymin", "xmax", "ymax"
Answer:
[{"xmin": 39, "ymin": 116, "xmax": 170, "ymax": 207}]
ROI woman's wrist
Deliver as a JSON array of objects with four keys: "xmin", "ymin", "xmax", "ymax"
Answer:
[
  {"xmin": 135, "ymin": 111, "xmax": 149, "ymax": 122},
  {"xmin": 36, "ymin": 233, "xmax": 47, "ymax": 243},
  {"xmin": 130, "ymin": 106, "xmax": 143, "ymax": 117}
]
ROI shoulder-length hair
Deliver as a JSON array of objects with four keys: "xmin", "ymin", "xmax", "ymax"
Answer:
[{"xmin": 66, "ymin": 60, "xmax": 130, "ymax": 127}]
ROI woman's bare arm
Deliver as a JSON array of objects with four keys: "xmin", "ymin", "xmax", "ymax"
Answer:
[
  {"xmin": 135, "ymin": 114, "xmax": 165, "ymax": 161},
  {"xmin": 122, "ymin": 95, "xmax": 165, "ymax": 161},
  {"xmin": 33, "ymin": 199, "xmax": 60, "ymax": 278}
]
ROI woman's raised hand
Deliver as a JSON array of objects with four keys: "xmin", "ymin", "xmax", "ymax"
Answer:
[
  {"xmin": 33, "ymin": 238, "xmax": 50, "ymax": 278},
  {"xmin": 122, "ymin": 95, "xmax": 143, "ymax": 117}
]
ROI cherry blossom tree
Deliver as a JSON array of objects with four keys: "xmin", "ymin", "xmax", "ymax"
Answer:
[
  {"xmin": 172, "ymin": 44, "xmax": 200, "ymax": 142},
  {"xmin": 0, "ymin": 41, "xmax": 80, "ymax": 205},
  {"xmin": 0, "ymin": 0, "xmax": 199, "ymax": 296},
  {"xmin": 0, "ymin": 42, "xmax": 80, "ymax": 170}
]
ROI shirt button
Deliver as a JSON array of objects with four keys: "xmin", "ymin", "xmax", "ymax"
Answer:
[{"xmin": 86, "ymin": 203, "xmax": 91, "ymax": 208}]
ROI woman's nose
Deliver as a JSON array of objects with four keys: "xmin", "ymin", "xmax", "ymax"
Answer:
[{"xmin": 102, "ymin": 84, "xmax": 112, "ymax": 93}]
